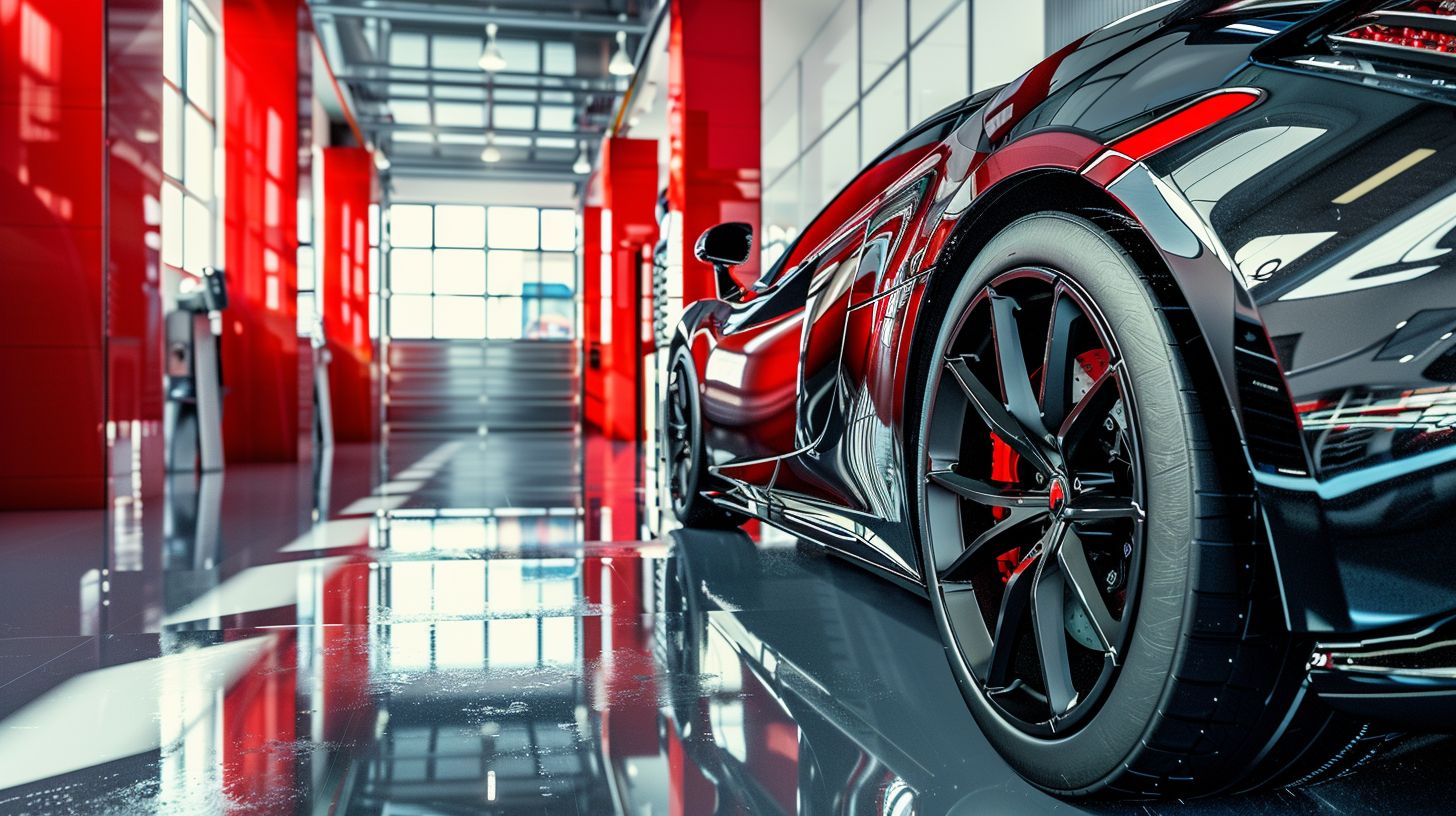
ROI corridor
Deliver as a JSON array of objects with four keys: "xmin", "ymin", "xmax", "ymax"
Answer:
[{"xmin": 0, "ymin": 429, "xmax": 1451, "ymax": 814}]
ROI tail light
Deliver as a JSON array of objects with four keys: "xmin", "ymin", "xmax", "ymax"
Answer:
[{"xmin": 1330, "ymin": 1, "xmax": 1456, "ymax": 66}]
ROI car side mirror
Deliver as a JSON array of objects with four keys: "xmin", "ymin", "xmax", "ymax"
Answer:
[{"xmin": 695, "ymin": 222, "xmax": 753, "ymax": 300}]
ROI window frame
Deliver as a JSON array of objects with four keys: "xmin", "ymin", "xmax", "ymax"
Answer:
[{"xmin": 161, "ymin": 0, "xmax": 219, "ymax": 280}]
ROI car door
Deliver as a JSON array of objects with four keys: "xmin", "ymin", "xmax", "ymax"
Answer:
[
  {"xmin": 699, "ymin": 170, "xmax": 897, "ymax": 487},
  {"xmin": 778, "ymin": 116, "xmax": 960, "ymax": 512},
  {"xmin": 697, "ymin": 260, "xmax": 815, "ymax": 487}
]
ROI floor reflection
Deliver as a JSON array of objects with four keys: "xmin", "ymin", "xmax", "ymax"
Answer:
[{"xmin": 0, "ymin": 430, "xmax": 1452, "ymax": 814}]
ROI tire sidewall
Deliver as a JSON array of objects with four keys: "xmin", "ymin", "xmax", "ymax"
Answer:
[
  {"xmin": 668, "ymin": 347, "xmax": 705, "ymax": 519},
  {"xmin": 916, "ymin": 212, "xmax": 1199, "ymax": 793}
]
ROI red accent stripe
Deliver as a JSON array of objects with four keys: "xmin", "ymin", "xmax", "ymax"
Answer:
[{"xmin": 1110, "ymin": 91, "xmax": 1260, "ymax": 161}]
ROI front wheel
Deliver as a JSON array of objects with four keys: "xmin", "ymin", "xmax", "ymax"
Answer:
[
  {"xmin": 913, "ymin": 213, "xmax": 1380, "ymax": 798},
  {"xmin": 665, "ymin": 348, "xmax": 746, "ymax": 529}
]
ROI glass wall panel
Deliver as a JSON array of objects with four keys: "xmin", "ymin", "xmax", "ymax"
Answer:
[
  {"xmin": 540, "ymin": 209, "xmax": 576, "ymax": 251},
  {"xmin": 862, "ymin": 62, "xmax": 908, "ymax": 165},
  {"xmin": 183, "ymin": 196, "xmax": 212, "ymax": 273},
  {"xmin": 391, "ymin": 205, "xmax": 434, "ymax": 247},
  {"xmin": 762, "ymin": 165, "xmax": 801, "ymax": 269},
  {"xmin": 389, "ymin": 31, "xmax": 427, "ymax": 66},
  {"xmin": 487, "ymin": 297, "xmax": 525, "ymax": 339},
  {"xmin": 762, "ymin": 69, "xmax": 799, "ymax": 185},
  {"xmin": 433, "ymin": 296, "xmax": 486, "ymax": 339},
  {"xmin": 430, "ymin": 35, "xmax": 481, "ymax": 70},
  {"xmin": 184, "ymin": 16, "xmax": 213, "ymax": 114},
  {"xmin": 862, "ymin": 0, "xmax": 908, "ymax": 91},
  {"xmin": 162, "ymin": 88, "xmax": 182, "ymax": 178},
  {"xmin": 910, "ymin": 2, "xmax": 969, "ymax": 123},
  {"xmin": 488, "ymin": 207, "xmax": 540, "ymax": 250},
  {"xmin": 911, "ymin": 0, "xmax": 959, "ymax": 41},
  {"xmin": 433, "ymin": 249, "xmax": 485, "ymax": 295},
  {"xmin": 800, "ymin": 0, "xmax": 857, "ymax": 147},
  {"xmin": 543, "ymin": 42, "xmax": 576, "ymax": 75},
  {"xmin": 433, "ymin": 205, "xmax": 485, "ymax": 247},
  {"xmin": 390, "ymin": 249, "xmax": 433, "ymax": 294},
  {"xmin": 184, "ymin": 107, "xmax": 213, "ymax": 199},
  {"xmin": 801, "ymin": 110, "xmax": 859, "ymax": 216},
  {"xmin": 522, "ymin": 297, "xmax": 574, "ymax": 340},
  {"xmin": 538, "ymin": 253, "xmax": 575, "ymax": 291},
  {"xmin": 390, "ymin": 295, "xmax": 433, "ymax": 338}
]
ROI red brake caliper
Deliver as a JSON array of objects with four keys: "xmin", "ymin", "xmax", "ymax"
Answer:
[{"xmin": 988, "ymin": 349, "xmax": 1111, "ymax": 585}]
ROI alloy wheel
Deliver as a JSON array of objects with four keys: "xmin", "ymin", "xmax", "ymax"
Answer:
[
  {"xmin": 922, "ymin": 268, "xmax": 1145, "ymax": 735},
  {"xmin": 666, "ymin": 361, "xmax": 695, "ymax": 513}
]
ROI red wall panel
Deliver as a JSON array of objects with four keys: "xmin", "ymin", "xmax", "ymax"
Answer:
[
  {"xmin": 668, "ymin": 0, "xmax": 761, "ymax": 301},
  {"xmin": 0, "ymin": 0, "xmax": 169, "ymax": 510},
  {"xmin": 319, "ymin": 146, "xmax": 373, "ymax": 442},
  {"xmin": 222, "ymin": 0, "xmax": 301, "ymax": 461}
]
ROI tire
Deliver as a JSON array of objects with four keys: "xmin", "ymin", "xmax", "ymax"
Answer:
[
  {"xmin": 912, "ymin": 212, "xmax": 1382, "ymax": 799},
  {"xmin": 665, "ymin": 348, "xmax": 747, "ymax": 529}
]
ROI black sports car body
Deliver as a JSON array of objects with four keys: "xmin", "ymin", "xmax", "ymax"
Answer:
[{"xmin": 663, "ymin": 0, "xmax": 1456, "ymax": 798}]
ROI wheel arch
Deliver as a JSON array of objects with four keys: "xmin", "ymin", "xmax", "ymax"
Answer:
[{"xmin": 902, "ymin": 168, "xmax": 1256, "ymax": 543}]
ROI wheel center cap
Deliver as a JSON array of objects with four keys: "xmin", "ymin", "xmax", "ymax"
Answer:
[{"xmin": 1049, "ymin": 477, "xmax": 1069, "ymax": 516}]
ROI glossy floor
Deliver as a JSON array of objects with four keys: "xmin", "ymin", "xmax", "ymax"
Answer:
[{"xmin": 0, "ymin": 429, "xmax": 1450, "ymax": 814}]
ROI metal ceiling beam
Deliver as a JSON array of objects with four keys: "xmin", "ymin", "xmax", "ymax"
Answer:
[
  {"xmin": 310, "ymin": 3, "xmax": 649, "ymax": 35},
  {"xmin": 387, "ymin": 163, "xmax": 586, "ymax": 183},
  {"xmin": 362, "ymin": 121, "xmax": 604, "ymax": 140},
  {"xmin": 340, "ymin": 77, "xmax": 607, "ymax": 101},
  {"xmin": 338, "ymin": 62, "xmax": 625, "ymax": 92}
]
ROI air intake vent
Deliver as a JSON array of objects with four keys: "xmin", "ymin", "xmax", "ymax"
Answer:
[{"xmin": 1233, "ymin": 317, "xmax": 1311, "ymax": 477}]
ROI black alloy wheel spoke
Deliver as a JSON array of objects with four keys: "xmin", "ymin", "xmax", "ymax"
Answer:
[
  {"xmin": 927, "ymin": 469, "xmax": 1050, "ymax": 509},
  {"xmin": 988, "ymin": 291, "xmax": 1046, "ymax": 439},
  {"xmin": 668, "ymin": 369, "xmax": 695, "ymax": 501},
  {"xmin": 986, "ymin": 548, "xmax": 1041, "ymax": 689},
  {"xmin": 939, "ymin": 505, "xmax": 1047, "ymax": 581},
  {"xmin": 1031, "ymin": 528, "xmax": 1079, "ymax": 717},
  {"xmin": 1058, "ymin": 526, "xmax": 1122, "ymax": 655},
  {"xmin": 1038, "ymin": 285, "xmax": 1083, "ymax": 430},
  {"xmin": 945, "ymin": 356, "xmax": 1051, "ymax": 473},
  {"xmin": 1063, "ymin": 492, "xmax": 1142, "ymax": 522},
  {"xmin": 1057, "ymin": 366, "xmax": 1119, "ymax": 455},
  {"xmin": 668, "ymin": 390, "xmax": 687, "ymax": 434}
]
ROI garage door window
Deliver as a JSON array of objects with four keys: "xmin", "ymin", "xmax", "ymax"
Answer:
[{"xmin": 387, "ymin": 204, "xmax": 577, "ymax": 340}]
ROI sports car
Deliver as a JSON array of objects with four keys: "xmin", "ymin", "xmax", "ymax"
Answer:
[{"xmin": 663, "ymin": 0, "xmax": 1456, "ymax": 799}]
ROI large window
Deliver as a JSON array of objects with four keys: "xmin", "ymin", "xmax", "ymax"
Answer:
[
  {"xmin": 161, "ymin": 1, "xmax": 218, "ymax": 289},
  {"xmin": 757, "ymin": 0, "xmax": 983, "ymax": 267},
  {"xmin": 386, "ymin": 205, "xmax": 577, "ymax": 340}
]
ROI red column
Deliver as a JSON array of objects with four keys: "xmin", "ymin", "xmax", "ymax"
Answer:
[
  {"xmin": 0, "ymin": 0, "xmax": 168, "ymax": 509},
  {"xmin": 221, "ymin": 0, "xmax": 301, "ymax": 461},
  {"xmin": 318, "ymin": 146, "xmax": 373, "ymax": 442},
  {"xmin": 590, "ymin": 136, "xmax": 656, "ymax": 442},
  {"xmin": 668, "ymin": 0, "xmax": 761, "ymax": 300}
]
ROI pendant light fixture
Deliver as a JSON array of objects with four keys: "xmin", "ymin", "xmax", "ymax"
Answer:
[
  {"xmin": 572, "ymin": 142, "xmax": 591, "ymax": 175},
  {"xmin": 480, "ymin": 133, "xmax": 502, "ymax": 163},
  {"xmin": 480, "ymin": 76, "xmax": 501, "ymax": 163},
  {"xmin": 478, "ymin": 22, "xmax": 507, "ymax": 72},
  {"xmin": 608, "ymin": 31, "xmax": 635, "ymax": 77}
]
